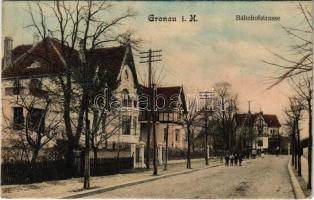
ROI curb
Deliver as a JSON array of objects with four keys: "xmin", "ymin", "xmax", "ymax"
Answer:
[
  {"xmin": 288, "ymin": 157, "xmax": 306, "ymax": 199},
  {"xmin": 62, "ymin": 163, "xmax": 221, "ymax": 199}
]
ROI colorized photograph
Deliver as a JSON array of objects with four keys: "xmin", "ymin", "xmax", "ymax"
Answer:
[{"xmin": 1, "ymin": 0, "xmax": 312, "ymax": 199}]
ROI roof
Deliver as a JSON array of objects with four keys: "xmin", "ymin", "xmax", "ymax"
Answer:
[
  {"xmin": 234, "ymin": 113, "xmax": 257, "ymax": 127},
  {"xmin": 2, "ymin": 38, "xmax": 68, "ymax": 78},
  {"xmin": 263, "ymin": 114, "xmax": 281, "ymax": 128},
  {"xmin": 2, "ymin": 38, "xmax": 131, "ymax": 84},
  {"xmin": 234, "ymin": 112, "xmax": 281, "ymax": 128},
  {"xmin": 140, "ymin": 85, "xmax": 187, "ymax": 112}
]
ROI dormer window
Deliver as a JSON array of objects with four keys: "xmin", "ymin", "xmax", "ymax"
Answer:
[
  {"xmin": 28, "ymin": 61, "xmax": 41, "ymax": 69},
  {"xmin": 13, "ymin": 79, "xmax": 21, "ymax": 95}
]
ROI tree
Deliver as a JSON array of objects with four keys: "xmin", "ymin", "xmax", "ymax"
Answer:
[
  {"xmin": 289, "ymin": 73, "xmax": 312, "ymax": 188},
  {"xmin": 26, "ymin": 0, "xmax": 136, "ymax": 177},
  {"xmin": 213, "ymin": 82, "xmax": 238, "ymax": 152},
  {"xmin": 265, "ymin": 3, "xmax": 312, "ymax": 87},
  {"xmin": 284, "ymin": 96, "xmax": 304, "ymax": 176},
  {"xmin": 182, "ymin": 98, "xmax": 202, "ymax": 169},
  {"xmin": 90, "ymin": 86, "xmax": 123, "ymax": 170},
  {"xmin": 265, "ymin": 3, "xmax": 312, "ymax": 189},
  {"xmin": 3, "ymin": 82, "xmax": 61, "ymax": 163}
]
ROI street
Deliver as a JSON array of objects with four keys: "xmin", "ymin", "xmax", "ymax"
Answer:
[{"xmin": 87, "ymin": 155, "xmax": 294, "ymax": 199}]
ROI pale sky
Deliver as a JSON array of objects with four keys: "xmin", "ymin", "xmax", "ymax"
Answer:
[{"xmin": 2, "ymin": 1, "xmax": 312, "ymax": 138}]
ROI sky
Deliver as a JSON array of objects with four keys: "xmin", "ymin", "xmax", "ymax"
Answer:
[{"xmin": 2, "ymin": 1, "xmax": 312, "ymax": 138}]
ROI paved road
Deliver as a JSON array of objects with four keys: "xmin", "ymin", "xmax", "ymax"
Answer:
[{"xmin": 87, "ymin": 155, "xmax": 294, "ymax": 199}]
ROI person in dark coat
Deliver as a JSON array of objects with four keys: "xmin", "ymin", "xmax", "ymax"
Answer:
[
  {"xmin": 230, "ymin": 154, "xmax": 234, "ymax": 166},
  {"xmin": 224, "ymin": 154, "xmax": 229, "ymax": 166},
  {"xmin": 239, "ymin": 154, "xmax": 243, "ymax": 166},
  {"xmin": 234, "ymin": 154, "xmax": 238, "ymax": 166}
]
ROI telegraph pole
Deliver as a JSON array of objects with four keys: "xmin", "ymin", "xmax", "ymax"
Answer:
[
  {"xmin": 199, "ymin": 89, "xmax": 215, "ymax": 165},
  {"xmin": 248, "ymin": 100, "xmax": 253, "ymax": 158},
  {"xmin": 139, "ymin": 49, "xmax": 162, "ymax": 174}
]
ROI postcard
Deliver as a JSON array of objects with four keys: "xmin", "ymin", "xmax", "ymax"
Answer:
[{"xmin": 1, "ymin": 0, "xmax": 312, "ymax": 199}]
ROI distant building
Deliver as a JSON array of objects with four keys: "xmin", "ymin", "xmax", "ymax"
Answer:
[
  {"xmin": 139, "ymin": 86, "xmax": 187, "ymax": 164},
  {"xmin": 234, "ymin": 111, "xmax": 281, "ymax": 154}
]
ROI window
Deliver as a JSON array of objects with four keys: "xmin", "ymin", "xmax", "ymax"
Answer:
[
  {"xmin": 134, "ymin": 100, "xmax": 137, "ymax": 108},
  {"xmin": 257, "ymin": 140, "xmax": 263, "ymax": 147},
  {"xmin": 122, "ymin": 116, "xmax": 131, "ymax": 135},
  {"xmin": 28, "ymin": 108, "xmax": 45, "ymax": 132},
  {"xmin": 29, "ymin": 79, "xmax": 42, "ymax": 92},
  {"xmin": 175, "ymin": 129, "xmax": 180, "ymax": 142},
  {"xmin": 13, "ymin": 107, "xmax": 24, "ymax": 130},
  {"xmin": 122, "ymin": 89, "xmax": 131, "ymax": 107},
  {"xmin": 13, "ymin": 79, "xmax": 21, "ymax": 95},
  {"xmin": 29, "ymin": 79, "xmax": 48, "ymax": 98},
  {"xmin": 28, "ymin": 61, "xmax": 40, "ymax": 69},
  {"xmin": 164, "ymin": 128, "xmax": 168, "ymax": 142},
  {"xmin": 125, "ymin": 70, "xmax": 129, "ymax": 80},
  {"xmin": 133, "ymin": 116, "xmax": 137, "ymax": 135},
  {"xmin": 5, "ymin": 79, "xmax": 23, "ymax": 96}
]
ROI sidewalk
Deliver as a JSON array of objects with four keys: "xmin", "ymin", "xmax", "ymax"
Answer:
[
  {"xmin": 287, "ymin": 156, "xmax": 312, "ymax": 198},
  {"xmin": 1, "ymin": 158, "xmax": 220, "ymax": 198}
]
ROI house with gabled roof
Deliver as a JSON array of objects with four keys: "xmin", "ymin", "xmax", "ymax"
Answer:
[
  {"xmin": 234, "ymin": 111, "xmax": 281, "ymax": 154},
  {"xmin": 1, "ymin": 36, "xmax": 145, "ymax": 167},
  {"xmin": 138, "ymin": 85, "xmax": 188, "ymax": 164}
]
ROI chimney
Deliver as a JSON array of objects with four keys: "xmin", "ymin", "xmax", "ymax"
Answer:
[
  {"xmin": 33, "ymin": 34, "xmax": 39, "ymax": 46},
  {"xmin": 3, "ymin": 36, "xmax": 13, "ymax": 69}
]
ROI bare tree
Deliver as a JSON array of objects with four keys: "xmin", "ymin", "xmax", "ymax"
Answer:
[
  {"xmin": 289, "ymin": 73, "xmax": 312, "ymax": 188},
  {"xmin": 213, "ymin": 82, "xmax": 238, "ymax": 152},
  {"xmin": 284, "ymin": 96, "xmax": 304, "ymax": 177},
  {"xmin": 25, "ymin": 1, "xmax": 136, "ymax": 177},
  {"xmin": 264, "ymin": 3, "xmax": 312, "ymax": 188},
  {"xmin": 3, "ymin": 87, "xmax": 60, "ymax": 163},
  {"xmin": 182, "ymin": 98, "xmax": 202, "ymax": 169},
  {"xmin": 265, "ymin": 3, "xmax": 312, "ymax": 87},
  {"xmin": 90, "ymin": 91, "xmax": 123, "ymax": 170}
]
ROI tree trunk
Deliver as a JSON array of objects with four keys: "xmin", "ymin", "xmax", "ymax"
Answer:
[
  {"xmin": 297, "ymin": 127, "xmax": 302, "ymax": 176},
  {"xmin": 93, "ymin": 147, "xmax": 98, "ymax": 174},
  {"xmin": 308, "ymin": 102, "xmax": 312, "ymax": 189},
  {"xmin": 63, "ymin": 89, "xmax": 77, "ymax": 178},
  {"xmin": 291, "ymin": 133, "xmax": 295, "ymax": 167},
  {"xmin": 31, "ymin": 148, "xmax": 39, "ymax": 163},
  {"xmin": 186, "ymin": 125, "xmax": 191, "ymax": 169},
  {"xmin": 294, "ymin": 137, "xmax": 298, "ymax": 170}
]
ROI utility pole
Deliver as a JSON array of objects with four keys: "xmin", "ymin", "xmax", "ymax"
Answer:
[
  {"xmin": 248, "ymin": 100, "xmax": 253, "ymax": 158},
  {"xmin": 199, "ymin": 89, "xmax": 215, "ymax": 165},
  {"xmin": 139, "ymin": 49, "xmax": 162, "ymax": 174},
  {"xmin": 164, "ymin": 112, "xmax": 170, "ymax": 171}
]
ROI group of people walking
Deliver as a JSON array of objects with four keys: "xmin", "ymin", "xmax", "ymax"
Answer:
[{"xmin": 224, "ymin": 153, "xmax": 242, "ymax": 166}]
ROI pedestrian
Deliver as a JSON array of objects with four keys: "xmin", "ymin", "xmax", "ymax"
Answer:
[
  {"xmin": 230, "ymin": 154, "xmax": 234, "ymax": 166},
  {"xmin": 239, "ymin": 154, "xmax": 243, "ymax": 166},
  {"xmin": 234, "ymin": 154, "xmax": 238, "ymax": 166},
  {"xmin": 224, "ymin": 154, "xmax": 229, "ymax": 166}
]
